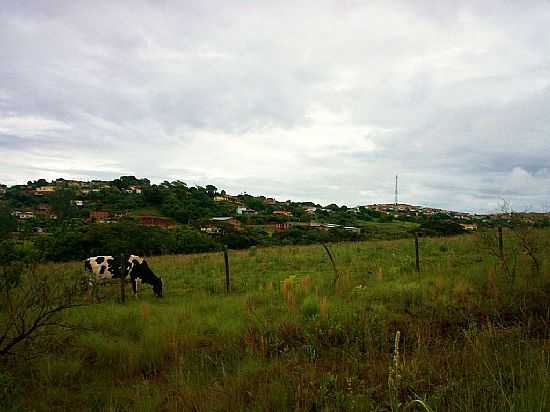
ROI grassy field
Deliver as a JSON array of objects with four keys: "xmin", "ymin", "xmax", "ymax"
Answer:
[{"xmin": 2, "ymin": 230, "xmax": 550, "ymax": 411}]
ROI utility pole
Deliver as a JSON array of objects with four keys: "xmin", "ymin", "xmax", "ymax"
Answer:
[{"xmin": 394, "ymin": 175, "xmax": 398, "ymax": 206}]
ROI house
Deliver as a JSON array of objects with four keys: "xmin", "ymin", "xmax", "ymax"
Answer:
[
  {"xmin": 236, "ymin": 207, "xmax": 257, "ymax": 216},
  {"xmin": 91, "ymin": 181, "xmax": 112, "ymax": 191},
  {"xmin": 114, "ymin": 211, "xmax": 128, "ymax": 219},
  {"xmin": 89, "ymin": 210, "xmax": 112, "ymax": 223},
  {"xmin": 322, "ymin": 223, "xmax": 342, "ymax": 229},
  {"xmin": 210, "ymin": 217, "xmax": 241, "ymax": 230},
  {"xmin": 137, "ymin": 215, "xmax": 176, "ymax": 228},
  {"xmin": 200, "ymin": 225, "xmax": 222, "ymax": 234},
  {"xmin": 34, "ymin": 186, "xmax": 56, "ymax": 195},
  {"xmin": 13, "ymin": 211, "xmax": 35, "ymax": 220},
  {"xmin": 304, "ymin": 207, "xmax": 317, "ymax": 214},
  {"xmin": 265, "ymin": 197, "xmax": 276, "ymax": 205},
  {"xmin": 344, "ymin": 226, "xmax": 361, "ymax": 234},
  {"xmin": 460, "ymin": 223, "xmax": 478, "ymax": 231},
  {"xmin": 71, "ymin": 200, "xmax": 84, "ymax": 207},
  {"xmin": 272, "ymin": 222, "xmax": 291, "ymax": 231},
  {"xmin": 273, "ymin": 210, "xmax": 292, "ymax": 217},
  {"xmin": 214, "ymin": 194, "xmax": 240, "ymax": 203},
  {"xmin": 125, "ymin": 185, "xmax": 143, "ymax": 194},
  {"xmin": 35, "ymin": 204, "xmax": 57, "ymax": 219}
]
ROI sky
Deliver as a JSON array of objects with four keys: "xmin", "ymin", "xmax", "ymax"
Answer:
[{"xmin": 1, "ymin": 1, "xmax": 550, "ymax": 213}]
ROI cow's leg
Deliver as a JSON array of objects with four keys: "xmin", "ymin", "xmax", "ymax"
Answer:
[{"xmin": 131, "ymin": 276, "xmax": 138, "ymax": 297}]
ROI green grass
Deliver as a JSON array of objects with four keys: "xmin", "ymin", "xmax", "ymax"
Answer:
[{"xmin": 2, "ymin": 230, "xmax": 550, "ymax": 411}]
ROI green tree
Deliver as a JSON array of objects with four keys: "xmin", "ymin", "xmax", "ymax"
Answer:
[
  {"xmin": 0, "ymin": 206, "xmax": 16, "ymax": 239},
  {"xmin": 48, "ymin": 188, "xmax": 75, "ymax": 220},
  {"xmin": 205, "ymin": 185, "xmax": 217, "ymax": 196}
]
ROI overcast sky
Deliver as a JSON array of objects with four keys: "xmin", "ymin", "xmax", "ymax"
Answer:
[{"xmin": 1, "ymin": 1, "xmax": 550, "ymax": 212}]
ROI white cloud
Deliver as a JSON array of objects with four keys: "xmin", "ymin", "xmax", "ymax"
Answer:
[{"xmin": 0, "ymin": 115, "xmax": 71, "ymax": 138}]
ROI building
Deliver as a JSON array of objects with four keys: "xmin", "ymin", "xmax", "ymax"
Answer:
[
  {"xmin": 272, "ymin": 222, "xmax": 291, "ymax": 231},
  {"xmin": 89, "ymin": 210, "xmax": 112, "ymax": 223},
  {"xmin": 12, "ymin": 211, "xmax": 34, "ymax": 220},
  {"xmin": 304, "ymin": 207, "xmax": 317, "ymax": 214},
  {"xmin": 344, "ymin": 226, "xmax": 361, "ymax": 234},
  {"xmin": 273, "ymin": 210, "xmax": 292, "ymax": 217},
  {"xmin": 236, "ymin": 207, "xmax": 257, "ymax": 216},
  {"xmin": 34, "ymin": 186, "xmax": 56, "ymax": 195},
  {"xmin": 210, "ymin": 217, "xmax": 242, "ymax": 230},
  {"xmin": 214, "ymin": 194, "xmax": 240, "ymax": 203},
  {"xmin": 201, "ymin": 226, "xmax": 222, "ymax": 234},
  {"xmin": 125, "ymin": 185, "xmax": 143, "ymax": 194},
  {"xmin": 35, "ymin": 204, "xmax": 57, "ymax": 219},
  {"xmin": 460, "ymin": 223, "xmax": 478, "ymax": 231},
  {"xmin": 137, "ymin": 215, "xmax": 176, "ymax": 228}
]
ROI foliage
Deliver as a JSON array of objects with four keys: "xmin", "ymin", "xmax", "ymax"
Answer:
[
  {"xmin": 419, "ymin": 219, "xmax": 465, "ymax": 236},
  {"xmin": 0, "ymin": 206, "xmax": 16, "ymax": 239},
  {"xmin": 35, "ymin": 222, "xmax": 220, "ymax": 261},
  {"xmin": 0, "ymin": 265, "xmax": 84, "ymax": 359}
]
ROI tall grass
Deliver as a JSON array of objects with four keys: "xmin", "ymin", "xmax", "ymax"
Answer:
[{"xmin": 2, "ymin": 231, "xmax": 549, "ymax": 411}]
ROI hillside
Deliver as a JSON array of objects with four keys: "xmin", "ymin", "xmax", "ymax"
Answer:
[{"xmin": 0, "ymin": 175, "xmax": 506, "ymax": 262}]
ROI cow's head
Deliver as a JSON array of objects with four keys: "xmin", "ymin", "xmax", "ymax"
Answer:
[{"xmin": 152, "ymin": 276, "xmax": 163, "ymax": 297}]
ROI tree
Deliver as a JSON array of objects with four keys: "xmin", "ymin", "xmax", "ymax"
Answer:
[
  {"xmin": 0, "ymin": 264, "xmax": 84, "ymax": 359},
  {"xmin": 0, "ymin": 207, "xmax": 16, "ymax": 239},
  {"xmin": 48, "ymin": 188, "xmax": 75, "ymax": 220},
  {"xmin": 205, "ymin": 185, "xmax": 217, "ymax": 196}
]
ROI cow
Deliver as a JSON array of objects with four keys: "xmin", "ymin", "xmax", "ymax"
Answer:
[{"xmin": 84, "ymin": 255, "xmax": 163, "ymax": 297}]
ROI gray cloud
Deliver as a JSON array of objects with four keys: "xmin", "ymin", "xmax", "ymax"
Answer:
[{"xmin": 1, "ymin": 1, "xmax": 550, "ymax": 212}]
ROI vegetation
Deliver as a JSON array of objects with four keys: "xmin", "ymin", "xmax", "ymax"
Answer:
[
  {"xmin": 2, "ymin": 175, "xmax": 486, "ymax": 262},
  {"xmin": 1, "ymin": 230, "xmax": 549, "ymax": 411}
]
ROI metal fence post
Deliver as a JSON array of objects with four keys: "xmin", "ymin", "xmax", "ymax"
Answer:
[
  {"xmin": 224, "ymin": 245, "xmax": 230, "ymax": 294},
  {"xmin": 119, "ymin": 253, "xmax": 126, "ymax": 303},
  {"xmin": 414, "ymin": 232, "xmax": 420, "ymax": 273}
]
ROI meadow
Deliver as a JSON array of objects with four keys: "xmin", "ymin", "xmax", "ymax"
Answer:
[{"xmin": 2, "ymin": 230, "xmax": 550, "ymax": 411}]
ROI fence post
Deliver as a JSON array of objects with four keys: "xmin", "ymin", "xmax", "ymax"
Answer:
[
  {"xmin": 321, "ymin": 242, "xmax": 339, "ymax": 286},
  {"xmin": 224, "ymin": 245, "xmax": 230, "ymax": 294},
  {"xmin": 414, "ymin": 232, "xmax": 420, "ymax": 273},
  {"xmin": 498, "ymin": 225, "xmax": 503, "ymax": 259},
  {"xmin": 119, "ymin": 253, "xmax": 126, "ymax": 303}
]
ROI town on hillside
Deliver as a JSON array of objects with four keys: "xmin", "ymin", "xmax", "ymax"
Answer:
[{"xmin": 1, "ymin": 176, "xmax": 548, "ymax": 261}]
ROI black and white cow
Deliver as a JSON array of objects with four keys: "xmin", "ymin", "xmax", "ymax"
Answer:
[{"xmin": 84, "ymin": 255, "xmax": 163, "ymax": 297}]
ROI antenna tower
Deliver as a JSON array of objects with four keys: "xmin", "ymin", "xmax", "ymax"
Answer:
[{"xmin": 394, "ymin": 175, "xmax": 398, "ymax": 206}]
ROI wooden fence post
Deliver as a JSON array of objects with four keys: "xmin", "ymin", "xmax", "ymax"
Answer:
[
  {"xmin": 498, "ymin": 226, "xmax": 503, "ymax": 259},
  {"xmin": 119, "ymin": 253, "xmax": 126, "ymax": 303},
  {"xmin": 321, "ymin": 242, "xmax": 339, "ymax": 286},
  {"xmin": 414, "ymin": 232, "xmax": 420, "ymax": 273},
  {"xmin": 223, "ymin": 245, "xmax": 230, "ymax": 294}
]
